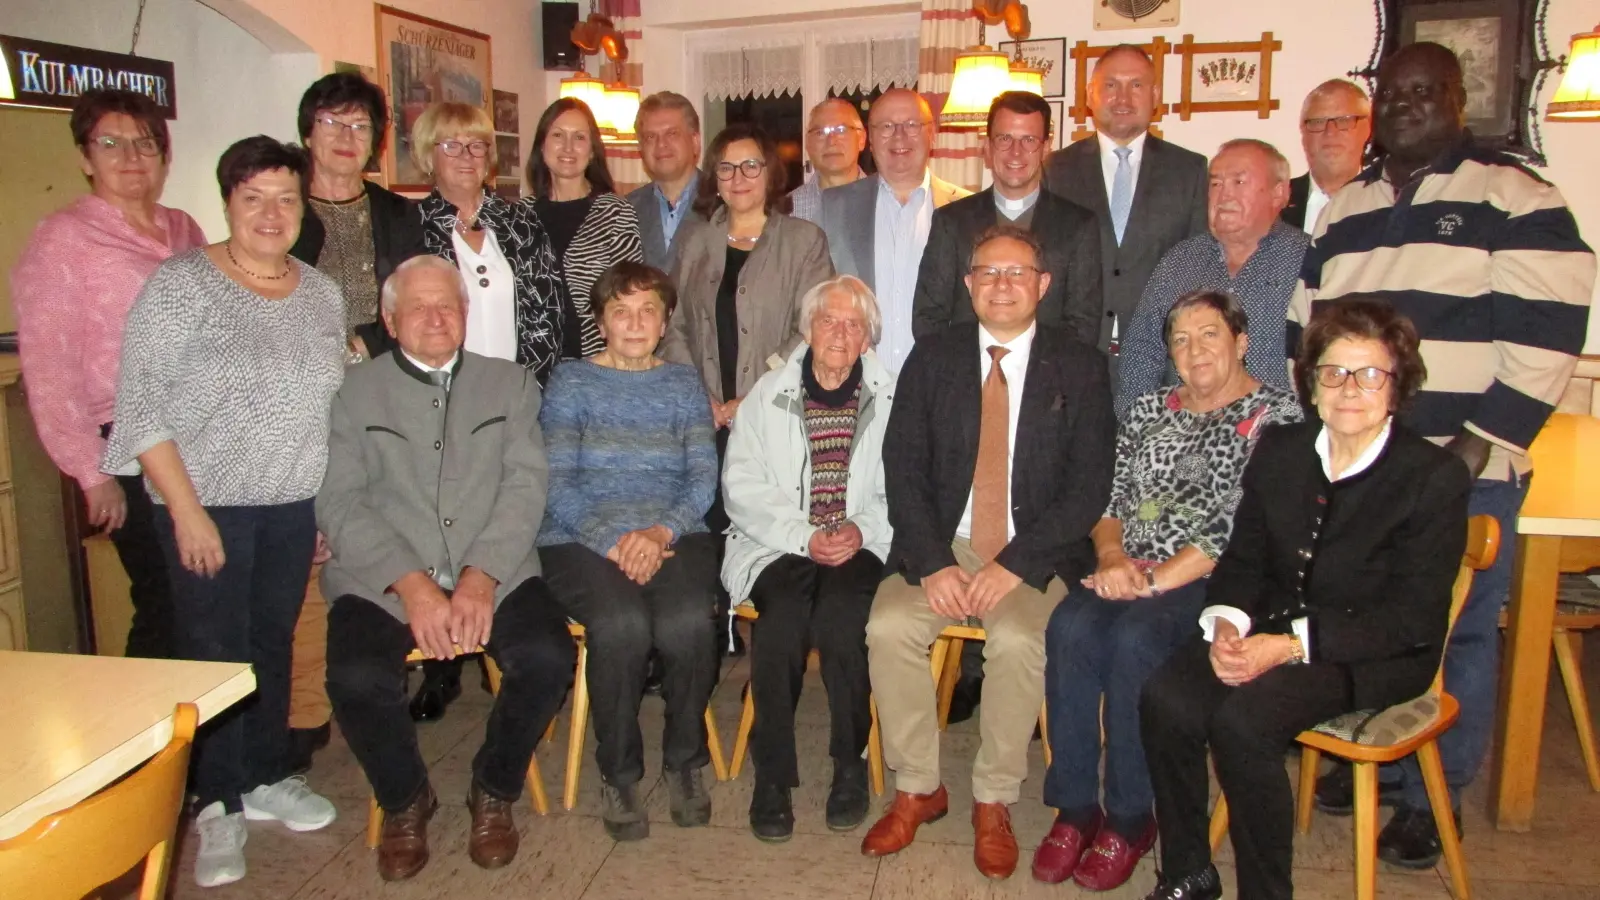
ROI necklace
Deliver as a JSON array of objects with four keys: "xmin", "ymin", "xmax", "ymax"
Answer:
[
  {"xmin": 454, "ymin": 205, "xmax": 485, "ymax": 236},
  {"xmin": 225, "ymin": 240, "xmax": 290, "ymax": 280},
  {"xmin": 727, "ymin": 232, "xmax": 759, "ymax": 244}
]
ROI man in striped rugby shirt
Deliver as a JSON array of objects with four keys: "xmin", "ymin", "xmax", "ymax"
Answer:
[{"xmin": 1287, "ymin": 42, "xmax": 1595, "ymax": 867}]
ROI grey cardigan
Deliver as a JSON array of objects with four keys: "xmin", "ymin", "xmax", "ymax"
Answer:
[
  {"xmin": 661, "ymin": 207, "xmax": 834, "ymax": 403},
  {"xmin": 316, "ymin": 350, "xmax": 548, "ymax": 623}
]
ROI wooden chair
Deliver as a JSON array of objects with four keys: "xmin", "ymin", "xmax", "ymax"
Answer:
[
  {"xmin": 725, "ymin": 605, "xmax": 886, "ymax": 795},
  {"xmin": 1209, "ymin": 514, "xmax": 1500, "ymax": 900},
  {"xmin": 0, "ymin": 703, "xmax": 198, "ymax": 900},
  {"xmin": 561, "ymin": 622, "xmax": 728, "ymax": 811},
  {"xmin": 365, "ymin": 647, "xmax": 549, "ymax": 849},
  {"xmin": 930, "ymin": 623, "xmax": 1053, "ymax": 768}
]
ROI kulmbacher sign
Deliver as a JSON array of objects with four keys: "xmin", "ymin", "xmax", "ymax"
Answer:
[{"xmin": 0, "ymin": 35, "xmax": 176, "ymax": 117}]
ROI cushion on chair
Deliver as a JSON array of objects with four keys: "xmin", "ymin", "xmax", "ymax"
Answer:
[{"xmin": 1311, "ymin": 693, "xmax": 1442, "ymax": 746}]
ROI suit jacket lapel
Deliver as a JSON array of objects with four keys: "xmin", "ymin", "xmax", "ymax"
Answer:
[
  {"xmin": 848, "ymin": 177, "xmax": 878, "ymax": 293},
  {"xmin": 1074, "ymin": 139, "xmax": 1112, "ymax": 220},
  {"xmin": 1011, "ymin": 329, "xmax": 1057, "ymax": 493},
  {"xmin": 638, "ymin": 195, "xmax": 666, "ymax": 263},
  {"xmin": 1123, "ymin": 135, "xmax": 1165, "ymax": 248}
]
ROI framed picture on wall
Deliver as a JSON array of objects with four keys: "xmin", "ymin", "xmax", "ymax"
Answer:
[
  {"xmin": 999, "ymin": 38, "xmax": 1068, "ymax": 98},
  {"xmin": 1398, "ymin": 0, "xmax": 1519, "ymax": 142},
  {"xmin": 1047, "ymin": 99, "xmax": 1065, "ymax": 149},
  {"xmin": 375, "ymin": 4, "xmax": 493, "ymax": 192}
]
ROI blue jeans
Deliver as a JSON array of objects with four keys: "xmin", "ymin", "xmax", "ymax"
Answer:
[
  {"xmin": 1393, "ymin": 475, "xmax": 1530, "ymax": 811},
  {"xmin": 1043, "ymin": 579, "xmax": 1211, "ymax": 831},
  {"xmin": 154, "ymin": 500, "xmax": 317, "ymax": 812}
]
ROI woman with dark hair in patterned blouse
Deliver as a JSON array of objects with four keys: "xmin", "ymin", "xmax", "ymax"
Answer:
[{"xmin": 1031, "ymin": 290, "xmax": 1302, "ymax": 892}]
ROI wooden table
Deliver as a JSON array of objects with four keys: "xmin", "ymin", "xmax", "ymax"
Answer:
[
  {"xmin": 0, "ymin": 651, "xmax": 254, "ymax": 839},
  {"xmin": 1492, "ymin": 413, "xmax": 1600, "ymax": 831}
]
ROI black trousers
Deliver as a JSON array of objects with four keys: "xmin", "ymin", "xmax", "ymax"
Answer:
[
  {"xmin": 154, "ymin": 500, "xmax": 315, "ymax": 811},
  {"xmin": 1141, "ymin": 638, "xmax": 1356, "ymax": 900},
  {"xmin": 325, "ymin": 581, "xmax": 575, "ymax": 812},
  {"xmin": 541, "ymin": 534, "xmax": 720, "ymax": 786},
  {"xmin": 747, "ymin": 551, "xmax": 882, "ymax": 788}
]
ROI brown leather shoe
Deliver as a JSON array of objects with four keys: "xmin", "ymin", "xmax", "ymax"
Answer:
[
  {"xmin": 377, "ymin": 783, "xmax": 438, "ymax": 882},
  {"xmin": 467, "ymin": 783, "xmax": 520, "ymax": 869},
  {"xmin": 860, "ymin": 785, "xmax": 948, "ymax": 857},
  {"xmin": 973, "ymin": 801, "xmax": 1019, "ymax": 880}
]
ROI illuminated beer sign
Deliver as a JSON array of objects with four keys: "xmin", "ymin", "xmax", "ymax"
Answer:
[{"xmin": 0, "ymin": 35, "xmax": 176, "ymax": 118}]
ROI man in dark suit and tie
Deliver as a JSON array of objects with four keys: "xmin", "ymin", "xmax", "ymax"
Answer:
[
  {"xmin": 860, "ymin": 224, "xmax": 1115, "ymax": 880},
  {"xmin": 1044, "ymin": 44, "xmax": 1208, "ymax": 386},
  {"xmin": 625, "ymin": 91, "xmax": 707, "ymax": 271},
  {"xmin": 913, "ymin": 91, "xmax": 1102, "ymax": 346},
  {"xmin": 1280, "ymin": 79, "xmax": 1371, "ymax": 234}
]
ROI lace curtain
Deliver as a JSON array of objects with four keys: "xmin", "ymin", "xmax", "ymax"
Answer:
[
  {"xmin": 820, "ymin": 36, "xmax": 920, "ymax": 96},
  {"xmin": 701, "ymin": 44, "xmax": 804, "ymax": 101}
]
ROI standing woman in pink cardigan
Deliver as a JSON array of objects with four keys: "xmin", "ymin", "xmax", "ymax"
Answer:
[{"xmin": 10, "ymin": 88, "xmax": 206, "ymax": 659}]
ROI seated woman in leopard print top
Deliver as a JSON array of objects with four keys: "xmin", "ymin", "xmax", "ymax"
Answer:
[{"xmin": 1031, "ymin": 290, "xmax": 1302, "ymax": 890}]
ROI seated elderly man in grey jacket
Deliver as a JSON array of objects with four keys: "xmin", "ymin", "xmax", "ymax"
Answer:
[
  {"xmin": 318, "ymin": 255, "xmax": 575, "ymax": 883},
  {"xmin": 721, "ymin": 274, "xmax": 895, "ymax": 843}
]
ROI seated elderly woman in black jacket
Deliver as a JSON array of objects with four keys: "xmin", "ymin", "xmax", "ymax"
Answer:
[{"xmin": 1135, "ymin": 297, "xmax": 1470, "ymax": 900}]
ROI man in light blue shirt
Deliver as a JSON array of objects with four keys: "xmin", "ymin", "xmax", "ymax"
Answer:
[
  {"xmin": 789, "ymin": 98, "xmax": 866, "ymax": 224},
  {"xmin": 625, "ymin": 92, "xmax": 706, "ymax": 271}
]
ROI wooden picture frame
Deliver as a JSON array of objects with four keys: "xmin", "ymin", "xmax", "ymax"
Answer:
[
  {"xmin": 1065, "ymin": 37, "xmax": 1172, "ymax": 142},
  {"xmin": 999, "ymin": 38, "xmax": 1068, "ymax": 98},
  {"xmin": 1046, "ymin": 99, "xmax": 1065, "ymax": 149},
  {"xmin": 375, "ymin": 4, "xmax": 493, "ymax": 193},
  {"xmin": 1170, "ymin": 32, "xmax": 1281, "ymax": 120}
]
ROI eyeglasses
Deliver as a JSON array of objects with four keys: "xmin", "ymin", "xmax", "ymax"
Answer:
[
  {"xmin": 871, "ymin": 120, "xmax": 928, "ymax": 140},
  {"xmin": 436, "ymin": 139, "xmax": 490, "ymax": 158},
  {"xmin": 969, "ymin": 265, "xmax": 1040, "ymax": 285},
  {"xmin": 1302, "ymin": 114, "xmax": 1367, "ymax": 133},
  {"xmin": 715, "ymin": 159, "xmax": 766, "ymax": 181},
  {"xmin": 315, "ymin": 116, "xmax": 377, "ymax": 140},
  {"xmin": 990, "ymin": 133, "xmax": 1043, "ymax": 153},
  {"xmin": 807, "ymin": 124, "xmax": 862, "ymax": 140},
  {"xmin": 91, "ymin": 135, "xmax": 161, "ymax": 157},
  {"xmin": 1315, "ymin": 364, "xmax": 1393, "ymax": 392}
]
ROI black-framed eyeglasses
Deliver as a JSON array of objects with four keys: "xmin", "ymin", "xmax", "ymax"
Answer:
[
  {"xmin": 315, "ymin": 115, "xmax": 377, "ymax": 140},
  {"xmin": 807, "ymin": 124, "xmax": 862, "ymax": 140},
  {"xmin": 969, "ymin": 264, "xmax": 1040, "ymax": 286},
  {"xmin": 92, "ymin": 135, "xmax": 161, "ymax": 157},
  {"xmin": 1302, "ymin": 114, "xmax": 1367, "ymax": 133},
  {"xmin": 871, "ymin": 120, "xmax": 927, "ymax": 140},
  {"xmin": 990, "ymin": 133, "xmax": 1043, "ymax": 153},
  {"xmin": 1315, "ymin": 364, "xmax": 1392, "ymax": 392},
  {"xmin": 715, "ymin": 159, "xmax": 766, "ymax": 181},
  {"xmin": 436, "ymin": 139, "xmax": 490, "ymax": 159}
]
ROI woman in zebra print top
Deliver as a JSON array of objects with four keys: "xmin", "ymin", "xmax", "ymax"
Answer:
[{"xmin": 525, "ymin": 98, "xmax": 645, "ymax": 361}]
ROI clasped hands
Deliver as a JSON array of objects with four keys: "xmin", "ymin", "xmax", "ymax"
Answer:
[
  {"xmin": 1081, "ymin": 550, "xmax": 1154, "ymax": 601},
  {"xmin": 922, "ymin": 560, "xmax": 1022, "ymax": 620},
  {"xmin": 808, "ymin": 522, "xmax": 863, "ymax": 567},
  {"xmin": 395, "ymin": 566, "xmax": 498, "ymax": 660},
  {"xmin": 1209, "ymin": 619, "xmax": 1299, "ymax": 687},
  {"xmin": 606, "ymin": 524, "xmax": 676, "ymax": 585}
]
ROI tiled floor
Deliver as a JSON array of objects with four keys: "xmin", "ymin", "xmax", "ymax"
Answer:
[{"xmin": 109, "ymin": 630, "xmax": 1600, "ymax": 900}]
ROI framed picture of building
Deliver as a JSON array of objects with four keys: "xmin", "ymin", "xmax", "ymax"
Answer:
[
  {"xmin": 1399, "ymin": 0, "xmax": 1520, "ymax": 142},
  {"xmin": 375, "ymin": 5, "xmax": 492, "ymax": 192}
]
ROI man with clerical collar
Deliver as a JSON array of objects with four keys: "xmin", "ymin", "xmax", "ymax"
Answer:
[{"xmin": 318, "ymin": 255, "xmax": 575, "ymax": 882}]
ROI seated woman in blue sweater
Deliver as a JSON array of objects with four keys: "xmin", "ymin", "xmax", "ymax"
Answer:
[{"xmin": 537, "ymin": 261, "xmax": 719, "ymax": 841}]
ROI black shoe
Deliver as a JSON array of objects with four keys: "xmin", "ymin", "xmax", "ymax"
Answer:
[
  {"xmin": 825, "ymin": 758, "xmax": 870, "ymax": 831},
  {"xmin": 409, "ymin": 668, "xmax": 463, "ymax": 723},
  {"xmin": 1141, "ymin": 865, "xmax": 1223, "ymax": 900},
  {"xmin": 285, "ymin": 721, "xmax": 332, "ymax": 775},
  {"xmin": 643, "ymin": 652, "xmax": 664, "ymax": 696},
  {"xmin": 1313, "ymin": 763, "xmax": 1404, "ymax": 816},
  {"xmin": 666, "ymin": 766, "xmax": 712, "ymax": 827},
  {"xmin": 600, "ymin": 780, "xmax": 650, "ymax": 841},
  {"xmin": 1378, "ymin": 804, "xmax": 1458, "ymax": 870},
  {"xmin": 749, "ymin": 779, "xmax": 794, "ymax": 843}
]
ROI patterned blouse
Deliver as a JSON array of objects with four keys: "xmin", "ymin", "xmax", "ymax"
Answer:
[
  {"xmin": 307, "ymin": 193, "xmax": 379, "ymax": 332},
  {"xmin": 1108, "ymin": 383, "xmax": 1303, "ymax": 562}
]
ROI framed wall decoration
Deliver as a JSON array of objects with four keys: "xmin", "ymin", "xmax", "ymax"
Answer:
[
  {"xmin": 1170, "ymin": 32, "xmax": 1282, "ymax": 120},
  {"xmin": 1094, "ymin": 0, "xmax": 1181, "ymax": 32},
  {"xmin": 1399, "ymin": 0, "xmax": 1520, "ymax": 145},
  {"xmin": 1047, "ymin": 99, "xmax": 1065, "ymax": 149},
  {"xmin": 375, "ymin": 4, "xmax": 492, "ymax": 192},
  {"xmin": 1064, "ymin": 38, "xmax": 1173, "ymax": 142},
  {"xmin": 493, "ymin": 89, "xmax": 520, "ymax": 135},
  {"xmin": 999, "ymin": 38, "xmax": 1068, "ymax": 97}
]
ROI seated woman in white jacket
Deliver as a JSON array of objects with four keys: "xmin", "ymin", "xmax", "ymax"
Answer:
[{"xmin": 721, "ymin": 274, "xmax": 895, "ymax": 844}]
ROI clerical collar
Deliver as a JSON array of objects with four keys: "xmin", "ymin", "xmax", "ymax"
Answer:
[{"xmin": 995, "ymin": 187, "xmax": 1040, "ymax": 217}]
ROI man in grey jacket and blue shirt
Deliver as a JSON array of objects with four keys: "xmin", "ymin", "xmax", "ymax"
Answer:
[{"xmin": 318, "ymin": 255, "xmax": 576, "ymax": 883}]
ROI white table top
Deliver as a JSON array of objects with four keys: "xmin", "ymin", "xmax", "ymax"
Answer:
[{"xmin": 0, "ymin": 651, "xmax": 255, "ymax": 840}]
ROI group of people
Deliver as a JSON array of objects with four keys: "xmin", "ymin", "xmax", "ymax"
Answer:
[{"xmin": 10, "ymin": 34, "xmax": 1596, "ymax": 900}]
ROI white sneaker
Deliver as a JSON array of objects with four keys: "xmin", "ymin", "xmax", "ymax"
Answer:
[
  {"xmin": 194, "ymin": 801, "xmax": 247, "ymax": 888},
  {"xmin": 241, "ymin": 776, "xmax": 337, "ymax": 832}
]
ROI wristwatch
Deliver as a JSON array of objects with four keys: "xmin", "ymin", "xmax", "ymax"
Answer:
[{"xmin": 1145, "ymin": 569, "xmax": 1165, "ymax": 596}]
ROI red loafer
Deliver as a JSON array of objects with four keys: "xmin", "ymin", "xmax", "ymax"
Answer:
[
  {"xmin": 1030, "ymin": 808, "xmax": 1103, "ymax": 884},
  {"xmin": 1073, "ymin": 818, "xmax": 1157, "ymax": 891}
]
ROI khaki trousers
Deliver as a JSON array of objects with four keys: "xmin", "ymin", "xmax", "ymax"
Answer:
[
  {"xmin": 865, "ymin": 538, "xmax": 1065, "ymax": 804},
  {"xmin": 288, "ymin": 564, "xmax": 331, "ymax": 730}
]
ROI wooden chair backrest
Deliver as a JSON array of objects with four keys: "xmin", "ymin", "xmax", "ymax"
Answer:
[
  {"xmin": 0, "ymin": 703, "xmax": 198, "ymax": 900},
  {"xmin": 1430, "ymin": 514, "xmax": 1500, "ymax": 696}
]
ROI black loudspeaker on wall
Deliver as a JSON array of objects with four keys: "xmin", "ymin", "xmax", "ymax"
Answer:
[{"xmin": 542, "ymin": 2, "xmax": 582, "ymax": 71}]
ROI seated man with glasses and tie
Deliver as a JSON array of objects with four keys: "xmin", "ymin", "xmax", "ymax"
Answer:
[
  {"xmin": 319, "ymin": 255, "xmax": 576, "ymax": 883},
  {"xmin": 861, "ymin": 224, "xmax": 1116, "ymax": 881}
]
